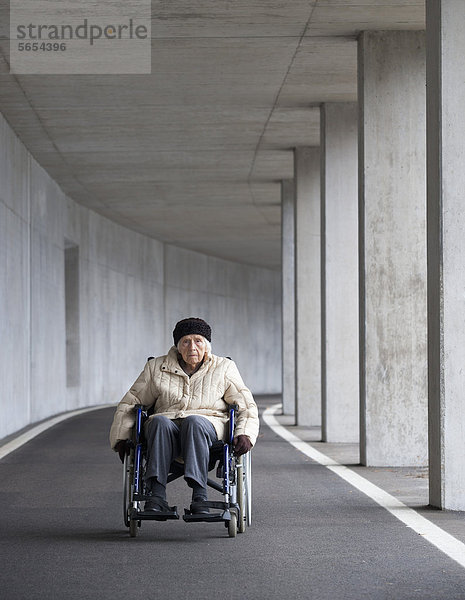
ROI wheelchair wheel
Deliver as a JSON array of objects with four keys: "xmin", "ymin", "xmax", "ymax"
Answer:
[
  {"xmin": 228, "ymin": 512, "xmax": 237, "ymax": 538},
  {"xmin": 244, "ymin": 451, "xmax": 252, "ymax": 527},
  {"xmin": 122, "ymin": 453, "xmax": 132, "ymax": 528},
  {"xmin": 237, "ymin": 451, "xmax": 252, "ymax": 532},
  {"xmin": 237, "ymin": 462, "xmax": 246, "ymax": 533}
]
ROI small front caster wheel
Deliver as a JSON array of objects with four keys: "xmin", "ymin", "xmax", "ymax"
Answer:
[
  {"xmin": 228, "ymin": 513, "xmax": 237, "ymax": 538},
  {"xmin": 129, "ymin": 519, "xmax": 139, "ymax": 537}
]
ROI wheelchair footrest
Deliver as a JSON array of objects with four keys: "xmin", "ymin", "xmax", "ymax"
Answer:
[
  {"xmin": 183, "ymin": 509, "xmax": 231, "ymax": 523},
  {"xmin": 195, "ymin": 500, "xmax": 229, "ymax": 511},
  {"xmin": 133, "ymin": 507, "xmax": 180, "ymax": 521}
]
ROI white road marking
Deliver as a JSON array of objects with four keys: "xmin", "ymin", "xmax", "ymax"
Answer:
[
  {"xmin": 0, "ymin": 404, "xmax": 112, "ymax": 461},
  {"xmin": 263, "ymin": 403, "xmax": 465, "ymax": 570}
]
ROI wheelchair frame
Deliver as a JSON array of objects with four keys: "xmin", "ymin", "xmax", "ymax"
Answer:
[{"xmin": 122, "ymin": 405, "xmax": 252, "ymax": 538}]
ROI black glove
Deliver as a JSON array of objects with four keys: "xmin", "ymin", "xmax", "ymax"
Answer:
[
  {"xmin": 115, "ymin": 439, "xmax": 132, "ymax": 463},
  {"xmin": 233, "ymin": 435, "xmax": 252, "ymax": 456}
]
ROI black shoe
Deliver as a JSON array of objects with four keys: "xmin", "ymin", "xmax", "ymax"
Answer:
[
  {"xmin": 144, "ymin": 496, "xmax": 170, "ymax": 512},
  {"xmin": 190, "ymin": 497, "xmax": 210, "ymax": 515}
]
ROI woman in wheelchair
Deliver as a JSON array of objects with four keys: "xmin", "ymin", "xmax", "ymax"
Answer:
[{"xmin": 110, "ymin": 317, "xmax": 259, "ymax": 522}]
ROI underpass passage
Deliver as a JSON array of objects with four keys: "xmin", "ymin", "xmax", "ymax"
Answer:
[{"xmin": 1, "ymin": 401, "xmax": 465, "ymax": 600}]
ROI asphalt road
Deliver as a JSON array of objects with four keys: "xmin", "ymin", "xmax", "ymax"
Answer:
[{"xmin": 1, "ymin": 401, "xmax": 465, "ymax": 600}]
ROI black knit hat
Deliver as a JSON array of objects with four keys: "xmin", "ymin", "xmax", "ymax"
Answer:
[{"xmin": 173, "ymin": 317, "xmax": 212, "ymax": 346}]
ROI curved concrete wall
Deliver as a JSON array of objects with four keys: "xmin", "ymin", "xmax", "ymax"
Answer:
[{"xmin": 0, "ymin": 113, "xmax": 281, "ymax": 440}]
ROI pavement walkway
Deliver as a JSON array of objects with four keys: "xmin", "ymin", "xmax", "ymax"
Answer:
[{"xmin": 1, "ymin": 396, "xmax": 465, "ymax": 599}]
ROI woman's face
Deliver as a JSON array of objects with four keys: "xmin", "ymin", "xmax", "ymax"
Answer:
[{"xmin": 178, "ymin": 334, "xmax": 207, "ymax": 369}]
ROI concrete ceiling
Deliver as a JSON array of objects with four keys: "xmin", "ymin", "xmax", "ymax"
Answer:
[{"xmin": 0, "ymin": 1, "xmax": 424, "ymax": 269}]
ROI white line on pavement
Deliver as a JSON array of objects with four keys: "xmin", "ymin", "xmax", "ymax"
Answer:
[
  {"xmin": 263, "ymin": 403, "xmax": 465, "ymax": 570},
  {"xmin": 0, "ymin": 404, "xmax": 112, "ymax": 461}
]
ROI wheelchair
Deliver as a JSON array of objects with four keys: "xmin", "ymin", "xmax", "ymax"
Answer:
[{"xmin": 122, "ymin": 405, "xmax": 252, "ymax": 538}]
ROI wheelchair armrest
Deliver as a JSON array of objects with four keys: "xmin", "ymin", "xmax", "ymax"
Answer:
[{"xmin": 134, "ymin": 405, "xmax": 148, "ymax": 441}]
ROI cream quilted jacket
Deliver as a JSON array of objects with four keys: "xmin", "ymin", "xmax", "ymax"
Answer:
[{"xmin": 109, "ymin": 346, "xmax": 259, "ymax": 450}]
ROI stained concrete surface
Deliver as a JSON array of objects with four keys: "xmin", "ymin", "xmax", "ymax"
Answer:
[
  {"xmin": 358, "ymin": 31, "xmax": 428, "ymax": 467},
  {"xmin": 1, "ymin": 397, "xmax": 465, "ymax": 600}
]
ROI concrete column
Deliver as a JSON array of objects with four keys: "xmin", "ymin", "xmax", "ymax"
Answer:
[
  {"xmin": 358, "ymin": 31, "xmax": 427, "ymax": 466},
  {"xmin": 427, "ymin": 0, "xmax": 465, "ymax": 510},
  {"xmin": 320, "ymin": 103, "xmax": 359, "ymax": 443},
  {"xmin": 281, "ymin": 179, "xmax": 296, "ymax": 417},
  {"xmin": 294, "ymin": 147, "xmax": 321, "ymax": 427}
]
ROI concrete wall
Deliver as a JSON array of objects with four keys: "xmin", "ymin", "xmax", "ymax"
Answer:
[
  {"xmin": 281, "ymin": 179, "xmax": 295, "ymax": 417},
  {"xmin": 427, "ymin": 0, "xmax": 465, "ymax": 509},
  {"xmin": 358, "ymin": 31, "xmax": 427, "ymax": 466},
  {"xmin": 320, "ymin": 102, "xmax": 359, "ymax": 443},
  {"xmin": 294, "ymin": 147, "xmax": 321, "ymax": 427},
  {"xmin": 0, "ymin": 112, "xmax": 281, "ymax": 441},
  {"xmin": 164, "ymin": 245, "xmax": 281, "ymax": 393}
]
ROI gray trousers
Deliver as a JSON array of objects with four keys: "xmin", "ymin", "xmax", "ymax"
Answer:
[{"xmin": 144, "ymin": 414, "xmax": 217, "ymax": 489}]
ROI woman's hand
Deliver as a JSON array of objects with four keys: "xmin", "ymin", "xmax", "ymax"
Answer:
[
  {"xmin": 233, "ymin": 435, "xmax": 252, "ymax": 456},
  {"xmin": 115, "ymin": 439, "xmax": 132, "ymax": 463}
]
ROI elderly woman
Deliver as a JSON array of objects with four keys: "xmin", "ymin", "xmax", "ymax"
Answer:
[{"xmin": 110, "ymin": 317, "xmax": 259, "ymax": 515}]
